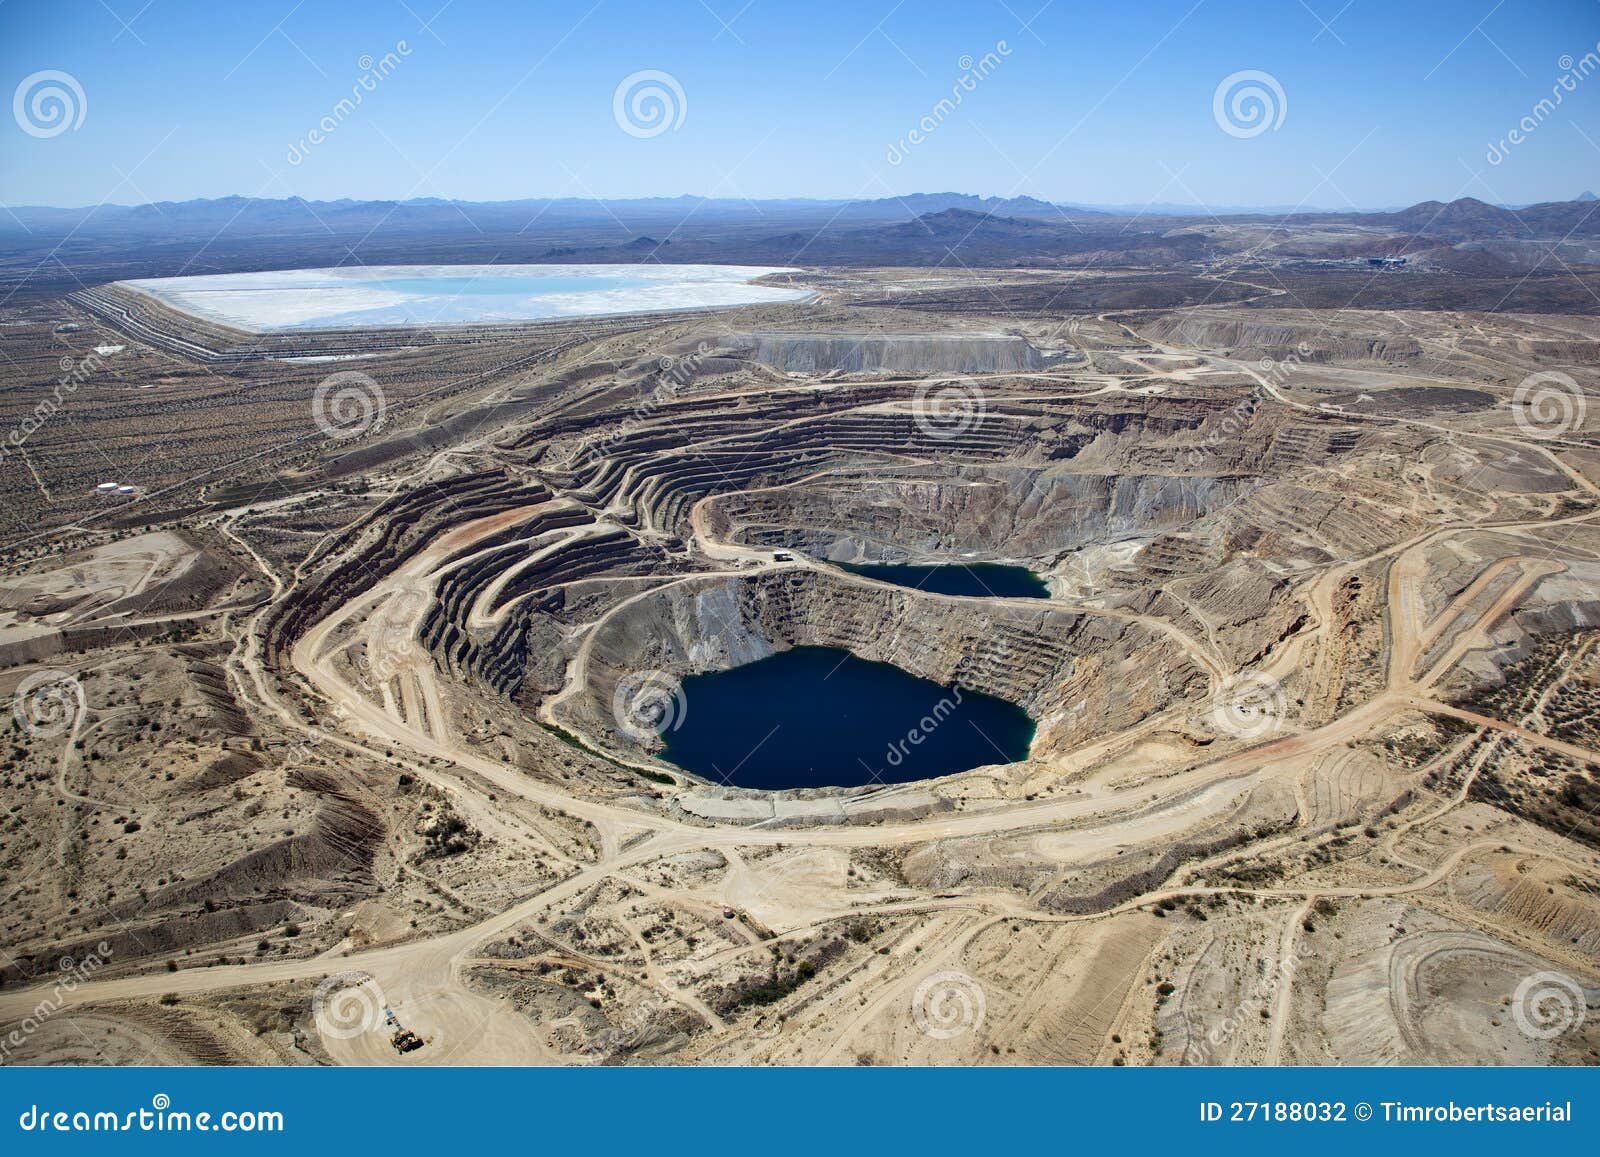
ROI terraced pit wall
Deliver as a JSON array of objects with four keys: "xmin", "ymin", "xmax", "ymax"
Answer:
[
  {"xmin": 739, "ymin": 332, "xmax": 1053, "ymax": 375},
  {"xmin": 710, "ymin": 467, "xmax": 1258, "ymax": 562},
  {"xmin": 262, "ymin": 469, "xmax": 552, "ymax": 666}
]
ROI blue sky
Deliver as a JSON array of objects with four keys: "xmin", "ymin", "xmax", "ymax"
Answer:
[{"xmin": 1, "ymin": 0, "xmax": 1597, "ymax": 210}]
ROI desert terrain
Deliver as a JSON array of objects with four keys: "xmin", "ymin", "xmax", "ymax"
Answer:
[{"xmin": 1, "ymin": 199, "xmax": 1598, "ymax": 1067}]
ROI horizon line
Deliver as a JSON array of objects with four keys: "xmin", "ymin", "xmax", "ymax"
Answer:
[{"xmin": 6, "ymin": 189, "xmax": 1596, "ymax": 216}]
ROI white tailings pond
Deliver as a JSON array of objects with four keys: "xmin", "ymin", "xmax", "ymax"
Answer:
[{"xmin": 120, "ymin": 264, "xmax": 812, "ymax": 331}]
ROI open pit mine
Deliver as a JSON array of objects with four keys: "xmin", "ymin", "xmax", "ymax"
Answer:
[{"xmin": 2, "ymin": 260, "xmax": 1598, "ymax": 1068}]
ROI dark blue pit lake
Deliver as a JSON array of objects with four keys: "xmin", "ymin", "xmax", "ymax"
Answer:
[
  {"xmin": 838, "ymin": 562, "xmax": 1049, "ymax": 599},
  {"xmin": 660, "ymin": 645, "xmax": 1034, "ymax": 790}
]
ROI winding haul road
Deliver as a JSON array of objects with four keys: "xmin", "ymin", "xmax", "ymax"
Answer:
[{"xmin": 5, "ymin": 327, "xmax": 1599, "ymax": 1066}]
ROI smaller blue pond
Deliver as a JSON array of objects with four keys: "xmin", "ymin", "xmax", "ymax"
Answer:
[{"xmin": 837, "ymin": 562, "xmax": 1049, "ymax": 599}]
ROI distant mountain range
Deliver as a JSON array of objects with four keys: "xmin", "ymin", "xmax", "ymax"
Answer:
[
  {"xmin": 4, "ymin": 190, "xmax": 1596, "ymax": 239},
  {"xmin": 1287, "ymin": 195, "xmax": 1600, "ymax": 241},
  {"xmin": 0, "ymin": 192, "xmax": 1594, "ymax": 302},
  {"xmin": 0, "ymin": 192, "xmax": 1083, "ymax": 234}
]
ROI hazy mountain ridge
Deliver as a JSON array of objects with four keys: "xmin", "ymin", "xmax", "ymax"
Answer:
[{"xmin": 5, "ymin": 192, "xmax": 1595, "ymax": 241}]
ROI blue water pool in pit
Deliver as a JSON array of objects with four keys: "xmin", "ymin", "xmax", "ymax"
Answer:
[
  {"xmin": 837, "ymin": 562, "xmax": 1049, "ymax": 599},
  {"xmin": 660, "ymin": 645, "xmax": 1034, "ymax": 790}
]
